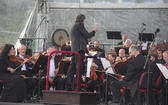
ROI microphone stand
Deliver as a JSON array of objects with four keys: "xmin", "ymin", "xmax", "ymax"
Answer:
[
  {"xmin": 144, "ymin": 29, "xmax": 158, "ymax": 105},
  {"xmin": 143, "ymin": 53, "xmax": 150, "ymax": 105}
]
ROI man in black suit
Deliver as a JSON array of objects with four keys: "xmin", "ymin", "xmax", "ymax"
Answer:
[
  {"xmin": 123, "ymin": 45, "xmax": 146, "ymax": 105},
  {"xmin": 17, "ymin": 45, "xmax": 37, "ymax": 102},
  {"xmin": 111, "ymin": 45, "xmax": 146, "ymax": 105},
  {"xmin": 118, "ymin": 35, "xmax": 128, "ymax": 45},
  {"xmin": 65, "ymin": 14, "xmax": 98, "ymax": 91},
  {"xmin": 93, "ymin": 40, "xmax": 105, "ymax": 57}
]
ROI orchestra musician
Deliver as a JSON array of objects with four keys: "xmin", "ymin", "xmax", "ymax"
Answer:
[
  {"xmin": 118, "ymin": 35, "xmax": 128, "ymax": 46},
  {"xmin": 161, "ymin": 50, "xmax": 168, "ymax": 105},
  {"xmin": 17, "ymin": 44, "xmax": 38, "ymax": 102},
  {"xmin": 0, "ymin": 44, "xmax": 27, "ymax": 102},
  {"xmin": 41, "ymin": 46, "xmax": 66, "ymax": 91},
  {"xmin": 124, "ymin": 39, "xmax": 132, "ymax": 48},
  {"xmin": 65, "ymin": 14, "xmax": 98, "ymax": 91},
  {"xmin": 163, "ymin": 50, "xmax": 168, "ymax": 66},
  {"xmin": 0, "ymin": 45, "xmax": 3, "ymax": 95},
  {"xmin": 93, "ymin": 40, "xmax": 105, "ymax": 57},
  {"xmin": 86, "ymin": 52, "xmax": 117, "ymax": 101},
  {"xmin": 111, "ymin": 45, "xmax": 146, "ymax": 105},
  {"xmin": 146, "ymin": 49, "xmax": 165, "ymax": 105},
  {"xmin": 86, "ymin": 38, "xmax": 93, "ymax": 50},
  {"xmin": 115, "ymin": 48, "xmax": 127, "ymax": 64},
  {"xmin": 157, "ymin": 48, "xmax": 165, "ymax": 63}
]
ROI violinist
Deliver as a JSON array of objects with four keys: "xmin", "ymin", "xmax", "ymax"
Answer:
[
  {"xmin": 0, "ymin": 44, "xmax": 26, "ymax": 102},
  {"xmin": 111, "ymin": 45, "xmax": 145, "ymax": 105},
  {"xmin": 87, "ymin": 52, "xmax": 117, "ymax": 101},
  {"xmin": 100, "ymin": 52, "xmax": 118, "ymax": 101},
  {"xmin": 86, "ymin": 54, "xmax": 104, "ymax": 92},
  {"xmin": 115, "ymin": 48, "xmax": 126, "ymax": 63},
  {"xmin": 115, "ymin": 48, "xmax": 130, "ymax": 75},
  {"xmin": 86, "ymin": 47, "xmax": 108, "ymax": 92},
  {"xmin": 17, "ymin": 44, "xmax": 37, "ymax": 102}
]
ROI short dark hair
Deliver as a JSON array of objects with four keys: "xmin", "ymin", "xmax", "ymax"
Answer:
[
  {"xmin": 1, "ymin": 44, "xmax": 14, "ymax": 56},
  {"xmin": 76, "ymin": 14, "xmax": 86, "ymax": 23},
  {"xmin": 108, "ymin": 52, "xmax": 117, "ymax": 58}
]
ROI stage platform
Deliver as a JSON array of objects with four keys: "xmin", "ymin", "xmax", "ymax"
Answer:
[
  {"xmin": 42, "ymin": 90, "xmax": 100, "ymax": 105},
  {"xmin": 0, "ymin": 102, "xmax": 118, "ymax": 105},
  {"xmin": 0, "ymin": 90, "xmax": 118, "ymax": 105}
]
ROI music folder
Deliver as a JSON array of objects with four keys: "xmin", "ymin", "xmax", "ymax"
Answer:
[
  {"xmin": 100, "ymin": 57, "xmax": 115, "ymax": 74},
  {"xmin": 156, "ymin": 63, "xmax": 168, "ymax": 79}
]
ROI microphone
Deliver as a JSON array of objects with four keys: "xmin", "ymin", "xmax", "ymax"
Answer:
[
  {"xmin": 142, "ymin": 23, "xmax": 146, "ymax": 26},
  {"xmin": 155, "ymin": 28, "xmax": 160, "ymax": 34}
]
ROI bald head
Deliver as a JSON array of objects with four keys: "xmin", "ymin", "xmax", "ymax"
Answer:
[
  {"xmin": 93, "ymin": 40, "xmax": 100, "ymax": 48},
  {"xmin": 119, "ymin": 49, "xmax": 126, "ymax": 58}
]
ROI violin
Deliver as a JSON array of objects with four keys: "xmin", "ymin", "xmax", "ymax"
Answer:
[
  {"xmin": 9, "ymin": 56, "xmax": 24, "ymax": 64},
  {"xmin": 90, "ymin": 65, "xmax": 98, "ymax": 81}
]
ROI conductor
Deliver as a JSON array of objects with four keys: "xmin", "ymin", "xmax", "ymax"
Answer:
[{"xmin": 65, "ymin": 14, "xmax": 98, "ymax": 91}]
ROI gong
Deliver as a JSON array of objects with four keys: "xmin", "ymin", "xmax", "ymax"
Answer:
[{"xmin": 51, "ymin": 29, "xmax": 69, "ymax": 47}]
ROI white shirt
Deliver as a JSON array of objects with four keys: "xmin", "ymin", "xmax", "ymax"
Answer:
[
  {"xmin": 20, "ymin": 55, "xmax": 26, "ymax": 71},
  {"xmin": 49, "ymin": 56, "xmax": 55, "ymax": 78}
]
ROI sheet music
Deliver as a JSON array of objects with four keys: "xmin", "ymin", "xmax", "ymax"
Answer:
[
  {"xmin": 156, "ymin": 63, "xmax": 168, "ymax": 79},
  {"xmin": 100, "ymin": 58, "xmax": 115, "ymax": 74},
  {"xmin": 85, "ymin": 51, "xmax": 97, "ymax": 56}
]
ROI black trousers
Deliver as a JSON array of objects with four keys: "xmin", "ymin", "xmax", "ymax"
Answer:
[
  {"xmin": 111, "ymin": 80, "xmax": 129, "ymax": 103},
  {"xmin": 25, "ymin": 78, "xmax": 38, "ymax": 99},
  {"xmin": 65, "ymin": 51, "xmax": 85, "ymax": 90}
]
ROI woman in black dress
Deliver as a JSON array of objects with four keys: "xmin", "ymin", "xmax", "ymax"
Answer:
[{"xmin": 0, "ymin": 44, "xmax": 26, "ymax": 102}]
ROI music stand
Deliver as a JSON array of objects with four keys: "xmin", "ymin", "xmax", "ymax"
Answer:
[
  {"xmin": 106, "ymin": 31, "xmax": 122, "ymax": 50},
  {"xmin": 32, "ymin": 55, "xmax": 48, "ymax": 102},
  {"xmin": 94, "ymin": 52, "xmax": 103, "ymax": 57},
  {"xmin": 139, "ymin": 33, "xmax": 154, "ymax": 42},
  {"xmin": 32, "ymin": 55, "xmax": 48, "ymax": 75}
]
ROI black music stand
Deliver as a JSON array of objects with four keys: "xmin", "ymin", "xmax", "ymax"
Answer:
[
  {"xmin": 139, "ymin": 33, "xmax": 154, "ymax": 42},
  {"xmin": 57, "ymin": 60, "xmax": 70, "ymax": 75},
  {"xmin": 32, "ymin": 55, "xmax": 48, "ymax": 75},
  {"xmin": 107, "ymin": 31, "xmax": 122, "ymax": 50},
  {"xmin": 32, "ymin": 55, "xmax": 48, "ymax": 102}
]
